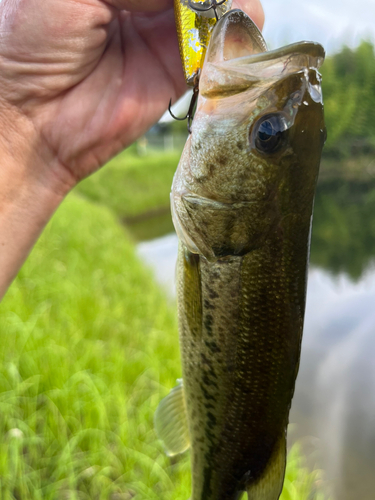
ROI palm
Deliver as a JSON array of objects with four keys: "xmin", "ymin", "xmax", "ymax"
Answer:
[
  {"xmin": 46, "ymin": 11, "xmax": 186, "ymax": 180},
  {"xmin": 0, "ymin": 0, "xmax": 185, "ymax": 181}
]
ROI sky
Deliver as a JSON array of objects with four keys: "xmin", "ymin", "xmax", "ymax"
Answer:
[{"xmin": 262, "ymin": 0, "xmax": 375, "ymax": 54}]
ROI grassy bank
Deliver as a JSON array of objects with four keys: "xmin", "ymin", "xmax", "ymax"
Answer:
[
  {"xmin": 76, "ymin": 150, "xmax": 180, "ymax": 221},
  {"xmin": 0, "ymin": 194, "xmax": 185, "ymax": 499},
  {"xmin": 0, "ymin": 192, "xmax": 327, "ymax": 499}
]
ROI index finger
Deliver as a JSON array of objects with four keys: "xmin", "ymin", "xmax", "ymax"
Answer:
[
  {"xmin": 106, "ymin": 0, "xmax": 264, "ymax": 29},
  {"xmin": 105, "ymin": 0, "xmax": 173, "ymax": 11}
]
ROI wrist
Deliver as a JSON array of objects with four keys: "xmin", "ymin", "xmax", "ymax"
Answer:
[
  {"xmin": 0, "ymin": 98, "xmax": 76, "ymax": 200},
  {"xmin": 0, "ymin": 103, "xmax": 73, "ymax": 300}
]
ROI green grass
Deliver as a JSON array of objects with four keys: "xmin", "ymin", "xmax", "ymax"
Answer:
[
  {"xmin": 0, "ymin": 194, "xmax": 188, "ymax": 499},
  {"xmin": 281, "ymin": 445, "xmax": 328, "ymax": 500},
  {"xmin": 75, "ymin": 150, "xmax": 180, "ymax": 220},
  {"xmin": 0, "ymin": 192, "xmax": 329, "ymax": 499}
]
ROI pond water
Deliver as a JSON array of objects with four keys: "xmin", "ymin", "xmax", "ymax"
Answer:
[{"xmin": 131, "ymin": 180, "xmax": 375, "ymax": 500}]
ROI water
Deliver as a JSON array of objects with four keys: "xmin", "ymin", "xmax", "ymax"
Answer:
[
  {"xmin": 133, "ymin": 181, "xmax": 375, "ymax": 500},
  {"xmin": 292, "ymin": 268, "xmax": 375, "ymax": 500}
]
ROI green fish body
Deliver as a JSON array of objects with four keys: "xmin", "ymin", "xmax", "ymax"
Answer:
[{"xmin": 156, "ymin": 9, "xmax": 326, "ymax": 500}]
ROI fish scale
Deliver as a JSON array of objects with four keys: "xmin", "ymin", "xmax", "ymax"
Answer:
[
  {"xmin": 177, "ymin": 236, "xmax": 305, "ymax": 499},
  {"xmin": 178, "ymin": 251, "xmax": 242, "ymax": 499}
]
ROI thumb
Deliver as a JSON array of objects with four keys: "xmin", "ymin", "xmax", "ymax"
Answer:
[{"xmin": 232, "ymin": 0, "xmax": 265, "ymax": 30}]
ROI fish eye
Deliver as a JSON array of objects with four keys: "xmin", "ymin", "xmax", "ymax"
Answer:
[{"xmin": 253, "ymin": 114, "xmax": 288, "ymax": 154}]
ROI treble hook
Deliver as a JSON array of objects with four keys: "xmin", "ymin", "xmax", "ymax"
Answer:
[
  {"xmin": 187, "ymin": 0, "xmax": 227, "ymax": 21},
  {"xmin": 168, "ymin": 72, "xmax": 200, "ymax": 134}
]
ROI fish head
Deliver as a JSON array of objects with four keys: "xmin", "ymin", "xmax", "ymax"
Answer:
[{"xmin": 171, "ymin": 9, "xmax": 326, "ymax": 260}]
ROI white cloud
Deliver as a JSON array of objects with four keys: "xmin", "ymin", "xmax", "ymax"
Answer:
[{"xmin": 262, "ymin": 0, "xmax": 375, "ymax": 53}]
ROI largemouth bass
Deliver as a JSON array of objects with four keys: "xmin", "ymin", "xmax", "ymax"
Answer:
[{"xmin": 155, "ymin": 9, "xmax": 326, "ymax": 500}]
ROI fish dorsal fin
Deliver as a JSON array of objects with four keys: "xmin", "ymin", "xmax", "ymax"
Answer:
[
  {"xmin": 154, "ymin": 380, "xmax": 190, "ymax": 456},
  {"xmin": 246, "ymin": 433, "xmax": 286, "ymax": 500}
]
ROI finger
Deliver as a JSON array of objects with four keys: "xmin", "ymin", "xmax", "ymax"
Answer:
[
  {"xmin": 233, "ymin": 0, "xmax": 265, "ymax": 30},
  {"xmin": 104, "ymin": 0, "xmax": 173, "ymax": 11}
]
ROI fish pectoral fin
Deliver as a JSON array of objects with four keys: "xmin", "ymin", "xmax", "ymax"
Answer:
[
  {"xmin": 246, "ymin": 433, "xmax": 286, "ymax": 500},
  {"xmin": 154, "ymin": 380, "xmax": 190, "ymax": 456}
]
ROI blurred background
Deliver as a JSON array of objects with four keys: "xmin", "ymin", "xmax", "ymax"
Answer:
[{"xmin": 1, "ymin": 1, "xmax": 374, "ymax": 499}]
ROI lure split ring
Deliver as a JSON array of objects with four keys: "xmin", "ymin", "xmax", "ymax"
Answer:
[{"xmin": 187, "ymin": 0, "xmax": 227, "ymax": 21}]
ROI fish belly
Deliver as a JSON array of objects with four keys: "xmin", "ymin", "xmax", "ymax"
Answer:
[{"xmin": 176, "ymin": 240, "xmax": 305, "ymax": 500}]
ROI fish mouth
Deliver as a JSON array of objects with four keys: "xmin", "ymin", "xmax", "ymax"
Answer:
[
  {"xmin": 200, "ymin": 9, "xmax": 325, "ymax": 98},
  {"xmin": 231, "ymin": 41, "xmax": 325, "ymax": 67},
  {"xmin": 208, "ymin": 8, "xmax": 325, "ymax": 66},
  {"xmin": 218, "ymin": 40, "xmax": 325, "ymax": 81}
]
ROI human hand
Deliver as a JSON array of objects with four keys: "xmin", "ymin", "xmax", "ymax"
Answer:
[
  {"xmin": 0, "ymin": 0, "xmax": 264, "ymax": 190},
  {"xmin": 0, "ymin": 0, "xmax": 264, "ymax": 299}
]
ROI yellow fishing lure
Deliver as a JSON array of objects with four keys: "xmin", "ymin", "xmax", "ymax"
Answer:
[{"xmin": 174, "ymin": 0, "xmax": 233, "ymax": 85}]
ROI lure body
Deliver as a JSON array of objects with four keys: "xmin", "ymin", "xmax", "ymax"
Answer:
[{"xmin": 174, "ymin": 0, "xmax": 232, "ymax": 84}]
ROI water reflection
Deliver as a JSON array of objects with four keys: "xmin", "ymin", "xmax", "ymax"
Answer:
[
  {"xmin": 310, "ymin": 181, "xmax": 375, "ymax": 279},
  {"xmin": 292, "ymin": 268, "xmax": 375, "ymax": 500},
  {"xmin": 126, "ymin": 210, "xmax": 174, "ymax": 243},
  {"xmin": 137, "ymin": 233, "xmax": 178, "ymax": 299},
  {"xmin": 135, "ymin": 181, "xmax": 375, "ymax": 500}
]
